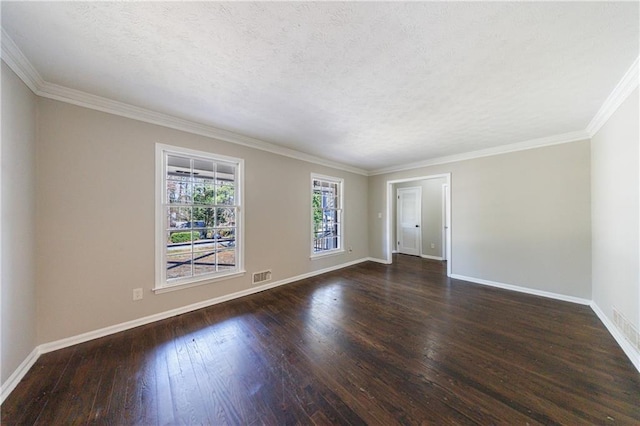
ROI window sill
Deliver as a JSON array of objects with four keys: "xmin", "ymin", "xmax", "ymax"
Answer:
[
  {"xmin": 310, "ymin": 249, "xmax": 345, "ymax": 260},
  {"xmin": 153, "ymin": 270, "xmax": 246, "ymax": 294}
]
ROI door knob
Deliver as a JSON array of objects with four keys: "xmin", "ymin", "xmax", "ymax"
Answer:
[{"xmin": 415, "ymin": 225, "xmax": 420, "ymax": 228}]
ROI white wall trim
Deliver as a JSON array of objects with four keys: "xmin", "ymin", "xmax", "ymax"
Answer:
[
  {"xmin": 38, "ymin": 257, "xmax": 370, "ymax": 354},
  {"xmin": 587, "ymin": 56, "xmax": 640, "ymax": 137},
  {"xmin": 366, "ymin": 257, "xmax": 392, "ymax": 264},
  {"xmin": 0, "ymin": 347, "xmax": 40, "ymax": 404},
  {"xmin": 1, "ymin": 257, "xmax": 373, "ymax": 402},
  {"xmin": 0, "ymin": 32, "xmax": 367, "ymax": 177},
  {"xmin": 590, "ymin": 302, "xmax": 640, "ymax": 373},
  {"xmin": 421, "ymin": 254, "xmax": 443, "ymax": 261},
  {"xmin": 0, "ymin": 29, "xmax": 45, "ymax": 94},
  {"xmin": 3, "ymin": 259, "xmax": 637, "ymax": 403},
  {"xmin": 450, "ymin": 274, "xmax": 592, "ymax": 306},
  {"xmin": 3, "ymin": 29, "xmax": 636, "ymax": 179},
  {"xmin": 386, "ymin": 174, "xmax": 452, "ymax": 277},
  {"xmin": 369, "ymin": 131, "xmax": 590, "ymax": 176},
  {"xmin": 0, "ymin": 257, "xmax": 372, "ymax": 404}
]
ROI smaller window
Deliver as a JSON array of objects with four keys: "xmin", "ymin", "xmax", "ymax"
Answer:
[{"xmin": 311, "ymin": 174, "xmax": 344, "ymax": 257}]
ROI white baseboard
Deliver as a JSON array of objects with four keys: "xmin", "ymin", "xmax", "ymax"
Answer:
[
  {"xmin": 40, "ymin": 257, "xmax": 371, "ymax": 354},
  {"xmin": 421, "ymin": 254, "xmax": 443, "ymax": 261},
  {"xmin": 0, "ymin": 347, "xmax": 40, "ymax": 404},
  {"xmin": 449, "ymin": 274, "xmax": 591, "ymax": 305},
  {"xmin": 4, "ymin": 257, "xmax": 372, "ymax": 402},
  {"xmin": 367, "ymin": 257, "xmax": 392, "ymax": 264},
  {"xmin": 5, "ymin": 262, "xmax": 636, "ymax": 404},
  {"xmin": 449, "ymin": 274, "xmax": 640, "ymax": 371},
  {"xmin": 590, "ymin": 302, "xmax": 640, "ymax": 373}
]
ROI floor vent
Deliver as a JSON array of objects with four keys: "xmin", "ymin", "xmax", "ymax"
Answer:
[
  {"xmin": 613, "ymin": 306, "xmax": 640, "ymax": 351},
  {"xmin": 252, "ymin": 270, "xmax": 272, "ymax": 285}
]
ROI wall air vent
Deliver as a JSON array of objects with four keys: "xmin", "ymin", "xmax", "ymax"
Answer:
[{"xmin": 252, "ymin": 270, "xmax": 272, "ymax": 285}]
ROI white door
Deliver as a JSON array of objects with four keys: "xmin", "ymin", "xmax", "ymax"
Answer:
[{"xmin": 397, "ymin": 187, "xmax": 422, "ymax": 256}]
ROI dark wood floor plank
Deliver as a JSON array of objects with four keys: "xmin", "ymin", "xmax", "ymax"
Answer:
[
  {"xmin": 86, "ymin": 336, "xmax": 123, "ymax": 424},
  {"xmin": 3, "ymin": 347, "xmax": 76, "ymax": 425},
  {"xmin": 2, "ymin": 255, "xmax": 639, "ymax": 424}
]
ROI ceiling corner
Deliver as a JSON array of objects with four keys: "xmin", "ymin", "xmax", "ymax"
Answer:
[
  {"xmin": 587, "ymin": 56, "xmax": 639, "ymax": 137},
  {"xmin": 1, "ymin": 28, "xmax": 45, "ymax": 94}
]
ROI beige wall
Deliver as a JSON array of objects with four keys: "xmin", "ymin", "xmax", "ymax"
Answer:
[
  {"xmin": 591, "ymin": 88, "xmax": 639, "ymax": 330},
  {"xmin": 393, "ymin": 177, "xmax": 446, "ymax": 258},
  {"xmin": 369, "ymin": 140, "xmax": 592, "ymax": 299},
  {"xmin": 1, "ymin": 63, "xmax": 38, "ymax": 384},
  {"xmin": 36, "ymin": 99, "xmax": 368, "ymax": 343}
]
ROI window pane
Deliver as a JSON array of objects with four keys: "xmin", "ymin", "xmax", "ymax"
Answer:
[
  {"xmin": 167, "ymin": 179, "xmax": 191, "ymax": 204},
  {"xmin": 167, "ymin": 206, "xmax": 191, "ymax": 229},
  {"xmin": 167, "ymin": 155, "xmax": 191, "ymax": 172},
  {"xmin": 193, "ymin": 207, "xmax": 215, "ymax": 228},
  {"xmin": 213, "ymin": 228, "xmax": 235, "ymax": 248},
  {"xmin": 193, "ymin": 180, "xmax": 215, "ymax": 205},
  {"xmin": 217, "ymin": 248, "xmax": 236, "ymax": 271},
  {"xmin": 193, "ymin": 251, "xmax": 216, "ymax": 276},
  {"xmin": 216, "ymin": 207, "xmax": 236, "ymax": 227},
  {"xmin": 193, "ymin": 159, "xmax": 215, "ymax": 179},
  {"xmin": 215, "ymin": 182, "xmax": 235, "ymax": 205},
  {"xmin": 167, "ymin": 251, "xmax": 192, "ymax": 280},
  {"xmin": 193, "ymin": 238, "xmax": 215, "ymax": 254}
]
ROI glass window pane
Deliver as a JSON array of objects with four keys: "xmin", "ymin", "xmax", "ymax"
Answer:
[
  {"xmin": 167, "ymin": 206, "xmax": 191, "ymax": 229},
  {"xmin": 193, "ymin": 251, "xmax": 216, "ymax": 276},
  {"xmin": 168, "ymin": 230, "xmax": 198, "ymax": 245},
  {"xmin": 216, "ymin": 162, "xmax": 235, "ymax": 181},
  {"xmin": 193, "ymin": 238, "xmax": 215, "ymax": 254},
  {"xmin": 213, "ymin": 228, "xmax": 235, "ymax": 247},
  {"xmin": 215, "ymin": 183, "xmax": 235, "ymax": 205},
  {"xmin": 167, "ymin": 179, "xmax": 191, "ymax": 204},
  {"xmin": 167, "ymin": 252, "xmax": 192, "ymax": 280},
  {"xmin": 193, "ymin": 181, "xmax": 215, "ymax": 205},
  {"xmin": 167, "ymin": 155, "xmax": 191, "ymax": 171},
  {"xmin": 216, "ymin": 207, "xmax": 236, "ymax": 227},
  {"xmin": 193, "ymin": 207, "xmax": 215, "ymax": 228},
  {"xmin": 193, "ymin": 159, "xmax": 215, "ymax": 180},
  {"xmin": 217, "ymin": 248, "xmax": 236, "ymax": 270}
]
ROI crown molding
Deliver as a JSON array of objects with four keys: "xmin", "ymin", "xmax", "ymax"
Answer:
[
  {"xmin": 368, "ymin": 130, "xmax": 591, "ymax": 176},
  {"xmin": 587, "ymin": 56, "xmax": 639, "ymax": 137},
  {"xmin": 37, "ymin": 80, "xmax": 369, "ymax": 175},
  {"xmin": 0, "ymin": 30, "xmax": 368, "ymax": 176},
  {"xmin": 1, "ymin": 28, "xmax": 45, "ymax": 94},
  {"xmin": 2, "ymin": 27, "xmax": 635, "ymax": 178}
]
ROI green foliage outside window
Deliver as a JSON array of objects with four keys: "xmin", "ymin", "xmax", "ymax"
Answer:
[
  {"xmin": 192, "ymin": 182, "xmax": 235, "ymax": 225},
  {"xmin": 170, "ymin": 231, "xmax": 201, "ymax": 244},
  {"xmin": 312, "ymin": 192, "xmax": 323, "ymax": 236}
]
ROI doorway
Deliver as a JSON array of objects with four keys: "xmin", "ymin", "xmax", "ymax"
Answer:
[
  {"xmin": 397, "ymin": 186, "xmax": 422, "ymax": 256},
  {"xmin": 386, "ymin": 173, "xmax": 452, "ymax": 277}
]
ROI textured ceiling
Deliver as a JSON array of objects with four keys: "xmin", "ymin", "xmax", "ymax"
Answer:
[{"xmin": 2, "ymin": 2, "xmax": 638, "ymax": 171}]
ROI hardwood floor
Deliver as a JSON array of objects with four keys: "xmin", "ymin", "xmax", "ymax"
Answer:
[{"xmin": 2, "ymin": 255, "xmax": 639, "ymax": 425}]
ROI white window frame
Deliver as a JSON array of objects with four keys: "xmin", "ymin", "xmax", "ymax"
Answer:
[
  {"xmin": 154, "ymin": 143, "xmax": 245, "ymax": 293},
  {"xmin": 310, "ymin": 173, "xmax": 345, "ymax": 259}
]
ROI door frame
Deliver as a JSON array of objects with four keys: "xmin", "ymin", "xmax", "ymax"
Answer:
[
  {"xmin": 385, "ymin": 173, "xmax": 452, "ymax": 277},
  {"xmin": 396, "ymin": 186, "xmax": 422, "ymax": 256},
  {"xmin": 442, "ymin": 183, "xmax": 450, "ymax": 261}
]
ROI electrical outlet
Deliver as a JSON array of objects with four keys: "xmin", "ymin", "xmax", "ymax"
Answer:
[
  {"xmin": 431, "ymin": 243, "xmax": 435, "ymax": 249},
  {"xmin": 133, "ymin": 288, "xmax": 143, "ymax": 301},
  {"xmin": 348, "ymin": 246, "xmax": 353, "ymax": 253}
]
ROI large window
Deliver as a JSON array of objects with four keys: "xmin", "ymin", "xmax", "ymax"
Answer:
[
  {"xmin": 156, "ymin": 144, "xmax": 243, "ymax": 291},
  {"xmin": 311, "ymin": 174, "xmax": 343, "ymax": 257}
]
